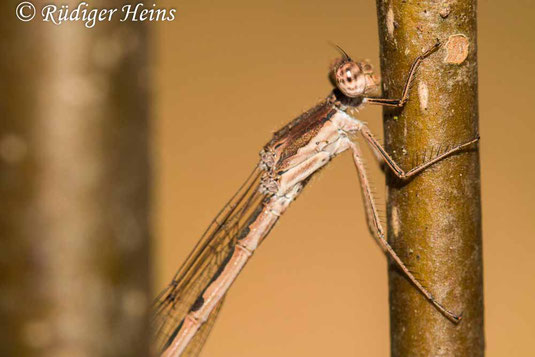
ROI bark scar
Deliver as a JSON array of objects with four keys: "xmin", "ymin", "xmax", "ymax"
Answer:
[
  {"xmin": 444, "ymin": 34, "xmax": 469, "ymax": 64},
  {"xmin": 418, "ymin": 81, "xmax": 429, "ymax": 111},
  {"xmin": 386, "ymin": 5, "xmax": 395, "ymax": 38}
]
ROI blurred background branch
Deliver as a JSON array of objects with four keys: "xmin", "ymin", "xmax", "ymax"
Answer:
[
  {"xmin": 0, "ymin": 1, "xmax": 151, "ymax": 356},
  {"xmin": 375, "ymin": 0, "xmax": 484, "ymax": 355}
]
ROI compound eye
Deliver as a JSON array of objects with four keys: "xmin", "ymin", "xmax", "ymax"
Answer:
[{"xmin": 335, "ymin": 62, "xmax": 362, "ymax": 97}]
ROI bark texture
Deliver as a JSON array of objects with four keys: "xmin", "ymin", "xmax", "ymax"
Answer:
[
  {"xmin": 0, "ymin": 1, "xmax": 151, "ymax": 356},
  {"xmin": 375, "ymin": 1, "xmax": 484, "ymax": 356}
]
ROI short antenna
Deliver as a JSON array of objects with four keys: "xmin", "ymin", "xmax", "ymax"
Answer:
[{"xmin": 328, "ymin": 42, "xmax": 351, "ymax": 61}]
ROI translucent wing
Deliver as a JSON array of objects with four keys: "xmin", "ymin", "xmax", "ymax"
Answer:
[
  {"xmin": 152, "ymin": 166, "xmax": 266, "ymax": 354},
  {"xmin": 182, "ymin": 297, "xmax": 225, "ymax": 357}
]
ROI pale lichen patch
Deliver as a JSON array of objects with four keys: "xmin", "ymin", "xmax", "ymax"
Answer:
[
  {"xmin": 440, "ymin": 2, "xmax": 451, "ymax": 18},
  {"xmin": 445, "ymin": 34, "xmax": 469, "ymax": 64},
  {"xmin": 386, "ymin": 5, "xmax": 395, "ymax": 38},
  {"xmin": 392, "ymin": 205, "xmax": 400, "ymax": 238},
  {"xmin": 418, "ymin": 81, "xmax": 429, "ymax": 111}
]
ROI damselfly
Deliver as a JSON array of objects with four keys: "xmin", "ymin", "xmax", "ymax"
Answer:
[{"xmin": 152, "ymin": 41, "xmax": 479, "ymax": 357}]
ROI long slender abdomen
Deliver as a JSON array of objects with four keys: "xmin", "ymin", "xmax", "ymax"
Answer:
[{"xmin": 161, "ymin": 184, "xmax": 302, "ymax": 356}]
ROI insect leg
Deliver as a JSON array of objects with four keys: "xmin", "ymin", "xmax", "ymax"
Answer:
[
  {"xmin": 360, "ymin": 125, "xmax": 479, "ymax": 179},
  {"xmin": 364, "ymin": 40, "xmax": 441, "ymax": 107},
  {"xmin": 346, "ymin": 138, "xmax": 462, "ymax": 323}
]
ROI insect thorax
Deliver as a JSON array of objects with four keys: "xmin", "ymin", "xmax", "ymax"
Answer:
[{"xmin": 258, "ymin": 93, "xmax": 364, "ymax": 196}]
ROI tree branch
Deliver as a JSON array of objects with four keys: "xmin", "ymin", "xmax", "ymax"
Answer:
[
  {"xmin": 375, "ymin": 1, "xmax": 484, "ymax": 355},
  {"xmin": 0, "ymin": 1, "xmax": 151, "ymax": 356}
]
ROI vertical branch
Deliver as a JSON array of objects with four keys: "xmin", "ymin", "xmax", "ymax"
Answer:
[
  {"xmin": 0, "ymin": 1, "xmax": 151, "ymax": 356},
  {"xmin": 375, "ymin": 1, "xmax": 484, "ymax": 356}
]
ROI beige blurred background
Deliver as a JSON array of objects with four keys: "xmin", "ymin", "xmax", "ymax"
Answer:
[{"xmin": 153, "ymin": 0, "xmax": 535, "ymax": 356}]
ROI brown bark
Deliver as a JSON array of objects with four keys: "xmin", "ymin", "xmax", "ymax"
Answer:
[
  {"xmin": 0, "ymin": 1, "xmax": 151, "ymax": 356},
  {"xmin": 375, "ymin": 1, "xmax": 484, "ymax": 356}
]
